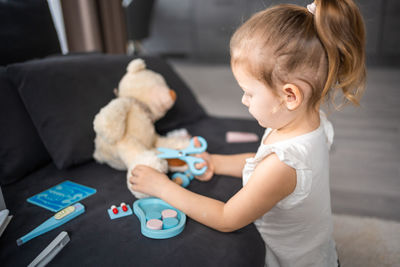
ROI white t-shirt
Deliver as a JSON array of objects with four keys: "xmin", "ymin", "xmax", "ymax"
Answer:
[{"xmin": 242, "ymin": 111, "xmax": 338, "ymax": 267}]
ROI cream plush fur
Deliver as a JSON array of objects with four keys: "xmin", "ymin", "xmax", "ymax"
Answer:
[{"xmin": 93, "ymin": 58, "xmax": 189, "ymax": 198}]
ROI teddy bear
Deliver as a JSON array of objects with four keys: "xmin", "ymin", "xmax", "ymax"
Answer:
[{"xmin": 93, "ymin": 58, "xmax": 190, "ymax": 199}]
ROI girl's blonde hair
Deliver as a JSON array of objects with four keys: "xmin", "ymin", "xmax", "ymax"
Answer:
[{"xmin": 230, "ymin": 0, "xmax": 366, "ymax": 109}]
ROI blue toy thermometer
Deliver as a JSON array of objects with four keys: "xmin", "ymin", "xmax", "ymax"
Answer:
[{"xmin": 16, "ymin": 203, "xmax": 85, "ymax": 246}]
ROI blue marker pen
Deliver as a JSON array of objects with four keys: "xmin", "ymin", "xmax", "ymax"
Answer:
[{"xmin": 17, "ymin": 203, "xmax": 85, "ymax": 246}]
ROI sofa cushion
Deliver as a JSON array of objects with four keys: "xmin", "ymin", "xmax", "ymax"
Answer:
[
  {"xmin": 1, "ymin": 160, "xmax": 265, "ymax": 266},
  {"xmin": 0, "ymin": 118, "xmax": 265, "ymax": 266},
  {"xmin": 0, "ymin": 67, "xmax": 51, "ymax": 185},
  {"xmin": 0, "ymin": 0, "xmax": 60, "ymax": 66},
  {"xmin": 7, "ymin": 54, "xmax": 206, "ymax": 169}
]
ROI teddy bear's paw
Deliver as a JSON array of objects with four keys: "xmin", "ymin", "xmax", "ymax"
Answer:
[
  {"xmin": 126, "ymin": 165, "xmax": 151, "ymax": 199},
  {"xmin": 130, "ymin": 151, "xmax": 168, "ymax": 173},
  {"xmin": 175, "ymin": 138, "xmax": 191, "ymax": 150},
  {"xmin": 125, "ymin": 151, "xmax": 168, "ymax": 198},
  {"xmin": 127, "ymin": 179, "xmax": 150, "ymax": 199}
]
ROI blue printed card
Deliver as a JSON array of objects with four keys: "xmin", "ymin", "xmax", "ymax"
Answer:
[{"xmin": 27, "ymin": 180, "xmax": 96, "ymax": 212}]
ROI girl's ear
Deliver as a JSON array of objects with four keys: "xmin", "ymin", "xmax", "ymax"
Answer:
[{"xmin": 281, "ymin": 83, "xmax": 303, "ymax": 111}]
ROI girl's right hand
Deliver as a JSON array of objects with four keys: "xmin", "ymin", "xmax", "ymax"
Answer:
[{"xmin": 193, "ymin": 137, "xmax": 215, "ymax": 182}]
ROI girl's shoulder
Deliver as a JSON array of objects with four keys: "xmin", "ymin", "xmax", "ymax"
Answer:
[
  {"xmin": 258, "ymin": 110, "xmax": 334, "ymax": 156},
  {"xmin": 248, "ymin": 111, "xmax": 334, "ymax": 209}
]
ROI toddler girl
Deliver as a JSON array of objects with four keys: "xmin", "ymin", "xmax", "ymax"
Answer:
[{"xmin": 129, "ymin": 0, "xmax": 366, "ymax": 266}]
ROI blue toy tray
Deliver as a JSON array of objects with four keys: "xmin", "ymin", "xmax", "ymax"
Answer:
[{"xmin": 133, "ymin": 198, "xmax": 186, "ymax": 239}]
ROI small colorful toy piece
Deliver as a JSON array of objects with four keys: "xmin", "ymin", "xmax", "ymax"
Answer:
[
  {"xmin": 133, "ymin": 198, "xmax": 186, "ymax": 239},
  {"xmin": 146, "ymin": 219, "xmax": 163, "ymax": 230},
  {"xmin": 108, "ymin": 202, "xmax": 133, "ymax": 220},
  {"xmin": 121, "ymin": 202, "xmax": 128, "ymax": 212},
  {"xmin": 226, "ymin": 131, "xmax": 259, "ymax": 143},
  {"xmin": 171, "ymin": 170, "xmax": 194, "ymax": 188},
  {"xmin": 157, "ymin": 136, "xmax": 208, "ymax": 176},
  {"xmin": 145, "ymin": 211, "xmax": 162, "ymax": 220},
  {"xmin": 161, "ymin": 209, "xmax": 177, "ymax": 219},
  {"xmin": 163, "ymin": 217, "xmax": 179, "ymax": 229},
  {"xmin": 111, "ymin": 205, "xmax": 119, "ymax": 214}
]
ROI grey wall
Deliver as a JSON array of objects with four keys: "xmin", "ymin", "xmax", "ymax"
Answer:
[{"xmin": 142, "ymin": 0, "xmax": 400, "ymax": 66}]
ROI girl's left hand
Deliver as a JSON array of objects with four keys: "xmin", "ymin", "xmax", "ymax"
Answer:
[{"xmin": 129, "ymin": 165, "xmax": 171, "ymax": 198}]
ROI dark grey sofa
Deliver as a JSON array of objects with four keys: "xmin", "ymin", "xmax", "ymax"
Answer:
[{"xmin": 0, "ymin": 53, "xmax": 265, "ymax": 266}]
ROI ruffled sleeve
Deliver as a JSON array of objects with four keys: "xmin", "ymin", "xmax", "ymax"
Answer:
[
  {"xmin": 242, "ymin": 112, "xmax": 333, "ymax": 209},
  {"xmin": 270, "ymin": 145, "xmax": 312, "ymax": 209},
  {"xmin": 320, "ymin": 111, "xmax": 334, "ymax": 150},
  {"xmin": 247, "ymin": 144, "xmax": 313, "ymax": 209}
]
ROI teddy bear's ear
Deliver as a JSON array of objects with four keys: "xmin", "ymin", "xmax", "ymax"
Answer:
[{"xmin": 127, "ymin": 58, "xmax": 146, "ymax": 73}]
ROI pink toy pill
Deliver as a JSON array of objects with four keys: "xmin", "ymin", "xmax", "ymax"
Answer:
[
  {"xmin": 161, "ymin": 209, "xmax": 177, "ymax": 219},
  {"xmin": 146, "ymin": 219, "xmax": 163, "ymax": 230}
]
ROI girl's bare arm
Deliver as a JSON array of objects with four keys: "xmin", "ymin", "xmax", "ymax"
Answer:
[{"xmin": 130, "ymin": 153, "xmax": 296, "ymax": 232}]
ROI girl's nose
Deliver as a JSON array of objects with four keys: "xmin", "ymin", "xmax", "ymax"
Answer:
[{"xmin": 242, "ymin": 95, "xmax": 249, "ymax": 107}]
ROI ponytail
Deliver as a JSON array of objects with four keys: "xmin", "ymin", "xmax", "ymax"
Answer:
[{"xmin": 314, "ymin": 0, "xmax": 366, "ymax": 107}]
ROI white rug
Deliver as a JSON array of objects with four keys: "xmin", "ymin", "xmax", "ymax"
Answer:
[{"xmin": 333, "ymin": 214, "xmax": 400, "ymax": 267}]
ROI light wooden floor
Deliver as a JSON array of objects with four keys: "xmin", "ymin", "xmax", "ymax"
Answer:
[{"xmin": 170, "ymin": 60, "xmax": 400, "ymax": 221}]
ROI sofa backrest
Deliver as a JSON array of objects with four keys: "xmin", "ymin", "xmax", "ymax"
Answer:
[{"xmin": 0, "ymin": 67, "xmax": 51, "ymax": 185}]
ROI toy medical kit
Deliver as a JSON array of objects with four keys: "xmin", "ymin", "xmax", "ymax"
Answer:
[
  {"xmin": 157, "ymin": 136, "xmax": 208, "ymax": 176},
  {"xmin": 226, "ymin": 131, "xmax": 259, "ymax": 143},
  {"xmin": 133, "ymin": 198, "xmax": 186, "ymax": 239},
  {"xmin": 28, "ymin": 231, "xmax": 70, "ymax": 267},
  {"xmin": 16, "ymin": 203, "xmax": 85, "ymax": 246},
  {"xmin": 27, "ymin": 180, "xmax": 96, "ymax": 212},
  {"xmin": 107, "ymin": 203, "xmax": 133, "ymax": 220},
  {"xmin": 0, "ymin": 209, "xmax": 12, "ymax": 238}
]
